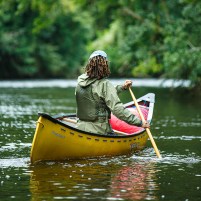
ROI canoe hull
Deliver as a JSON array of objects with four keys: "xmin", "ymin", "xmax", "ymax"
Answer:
[
  {"xmin": 30, "ymin": 93, "xmax": 155, "ymax": 163},
  {"xmin": 31, "ymin": 115, "xmax": 148, "ymax": 163}
]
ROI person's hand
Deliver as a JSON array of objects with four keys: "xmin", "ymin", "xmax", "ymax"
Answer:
[
  {"xmin": 141, "ymin": 121, "xmax": 150, "ymax": 128},
  {"xmin": 123, "ymin": 80, "xmax": 132, "ymax": 90}
]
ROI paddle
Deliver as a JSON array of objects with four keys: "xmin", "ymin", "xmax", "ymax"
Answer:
[{"xmin": 128, "ymin": 87, "xmax": 162, "ymax": 158}]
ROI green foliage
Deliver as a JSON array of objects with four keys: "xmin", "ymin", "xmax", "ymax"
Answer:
[
  {"xmin": 77, "ymin": 0, "xmax": 201, "ymax": 88},
  {"xmin": 162, "ymin": 2, "xmax": 201, "ymax": 87},
  {"xmin": 0, "ymin": 0, "xmax": 200, "ymax": 90},
  {"xmin": 0, "ymin": 0, "xmax": 89, "ymax": 79},
  {"xmin": 132, "ymin": 57, "xmax": 162, "ymax": 78}
]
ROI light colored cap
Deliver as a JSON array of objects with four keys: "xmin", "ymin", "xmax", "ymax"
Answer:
[{"xmin": 89, "ymin": 50, "xmax": 108, "ymax": 60}]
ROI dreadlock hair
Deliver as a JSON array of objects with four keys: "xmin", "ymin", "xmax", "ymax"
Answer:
[{"xmin": 85, "ymin": 55, "xmax": 110, "ymax": 79}]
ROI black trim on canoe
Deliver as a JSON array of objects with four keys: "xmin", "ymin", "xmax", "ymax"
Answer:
[
  {"xmin": 37, "ymin": 93, "xmax": 155, "ymax": 139},
  {"xmin": 38, "ymin": 112, "xmax": 146, "ymax": 138}
]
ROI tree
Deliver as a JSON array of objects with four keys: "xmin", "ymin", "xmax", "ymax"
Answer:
[
  {"xmin": 0, "ymin": 0, "xmax": 200, "ymax": 90},
  {"xmin": 75, "ymin": 0, "xmax": 201, "ymax": 89},
  {"xmin": 0, "ymin": 0, "xmax": 90, "ymax": 79}
]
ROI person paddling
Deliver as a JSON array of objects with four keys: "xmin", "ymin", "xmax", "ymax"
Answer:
[{"xmin": 75, "ymin": 50, "xmax": 150, "ymax": 135}]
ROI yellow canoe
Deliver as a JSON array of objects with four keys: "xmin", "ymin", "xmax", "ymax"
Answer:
[{"xmin": 30, "ymin": 93, "xmax": 155, "ymax": 164}]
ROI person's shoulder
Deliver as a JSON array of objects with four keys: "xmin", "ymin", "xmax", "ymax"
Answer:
[
  {"xmin": 96, "ymin": 78, "xmax": 113, "ymax": 87},
  {"xmin": 99, "ymin": 79, "xmax": 117, "ymax": 93},
  {"xmin": 93, "ymin": 78, "xmax": 116, "ymax": 96},
  {"xmin": 77, "ymin": 73, "xmax": 87, "ymax": 81},
  {"xmin": 99, "ymin": 77, "xmax": 108, "ymax": 83}
]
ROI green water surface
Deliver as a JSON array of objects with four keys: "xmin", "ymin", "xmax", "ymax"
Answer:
[{"xmin": 0, "ymin": 86, "xmax": 200, "ymax": 201}]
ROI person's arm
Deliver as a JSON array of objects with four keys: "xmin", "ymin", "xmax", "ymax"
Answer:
[
  {"xmin": 115, "ymin": 85, "xmax": 125, "ymax": 94},
  {"xmin": 102, "ymin": 80, "xmax": 142, "ymax": 126},
  {"xmin": 115, "ymin": 80, "xmax": 133, "ymax": 94}
]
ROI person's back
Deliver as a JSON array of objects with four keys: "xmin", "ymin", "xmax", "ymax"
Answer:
[{"xmin": 75, "ymin": 50, "xmax": 149, "ymax": 135}]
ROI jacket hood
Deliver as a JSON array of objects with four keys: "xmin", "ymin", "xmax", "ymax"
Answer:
[{"xmin": 77, "ymin": 73, "xmax": 97, "ymax": 87}]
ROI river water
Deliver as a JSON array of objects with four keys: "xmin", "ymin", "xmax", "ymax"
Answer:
[{"xmin": 0, "ymin": 80, "xmax": 200, "ymax": 201}]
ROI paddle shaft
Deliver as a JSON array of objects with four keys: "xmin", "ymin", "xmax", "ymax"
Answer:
[
  {"xmin": 129, "ymin": 87, "xmax": 162, "ymax": 158},
  {"xmin": 62, "ymin": 118, "xmax": 128, "ymax": 136}
]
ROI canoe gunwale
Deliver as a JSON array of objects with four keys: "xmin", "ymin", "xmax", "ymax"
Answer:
[
  {"xmin": 37, "ymin": 92, "xmax": 155, "ymax": 138},
  {"xmin": 38, "ymin": 112, "xmax": 146, "ymax": 138}
]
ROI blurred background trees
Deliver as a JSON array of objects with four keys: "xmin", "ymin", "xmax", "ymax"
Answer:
[{"xmin": 0, "ymin": 0, "xmax": 200, "ymax": 89}]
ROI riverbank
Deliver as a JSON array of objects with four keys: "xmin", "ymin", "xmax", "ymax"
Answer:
[{"xmin": 0, "ymin": 78, "xmax": 190, "ymax": 88}]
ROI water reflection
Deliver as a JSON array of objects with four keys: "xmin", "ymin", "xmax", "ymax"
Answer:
[
  {"xmin": 109, "ymin": 163, "xmax": 158, "ymax": 200},
  {"xmin": 29, "ymin": 160, "xmax": 158, "ymax": 200}
]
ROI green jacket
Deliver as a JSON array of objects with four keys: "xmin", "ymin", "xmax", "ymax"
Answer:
[{"xmin": 75, "ymin": 73, "xmax": 142, "ymax": 135}]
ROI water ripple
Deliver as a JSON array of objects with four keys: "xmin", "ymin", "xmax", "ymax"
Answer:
[
  {"xmin": 0, "ymin": 158, "xmax": 30, "ymax": 168},
  {"xmin": 0, "ymin": 143, "xmax": 32, "ymax": 152},
  {"xmin": 157, "ymin": 135, "xmax": 201, "ymax": 140},
  {"xmin": 131, "ymin": 148, "xmax": 201, "ymax": 165}
]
